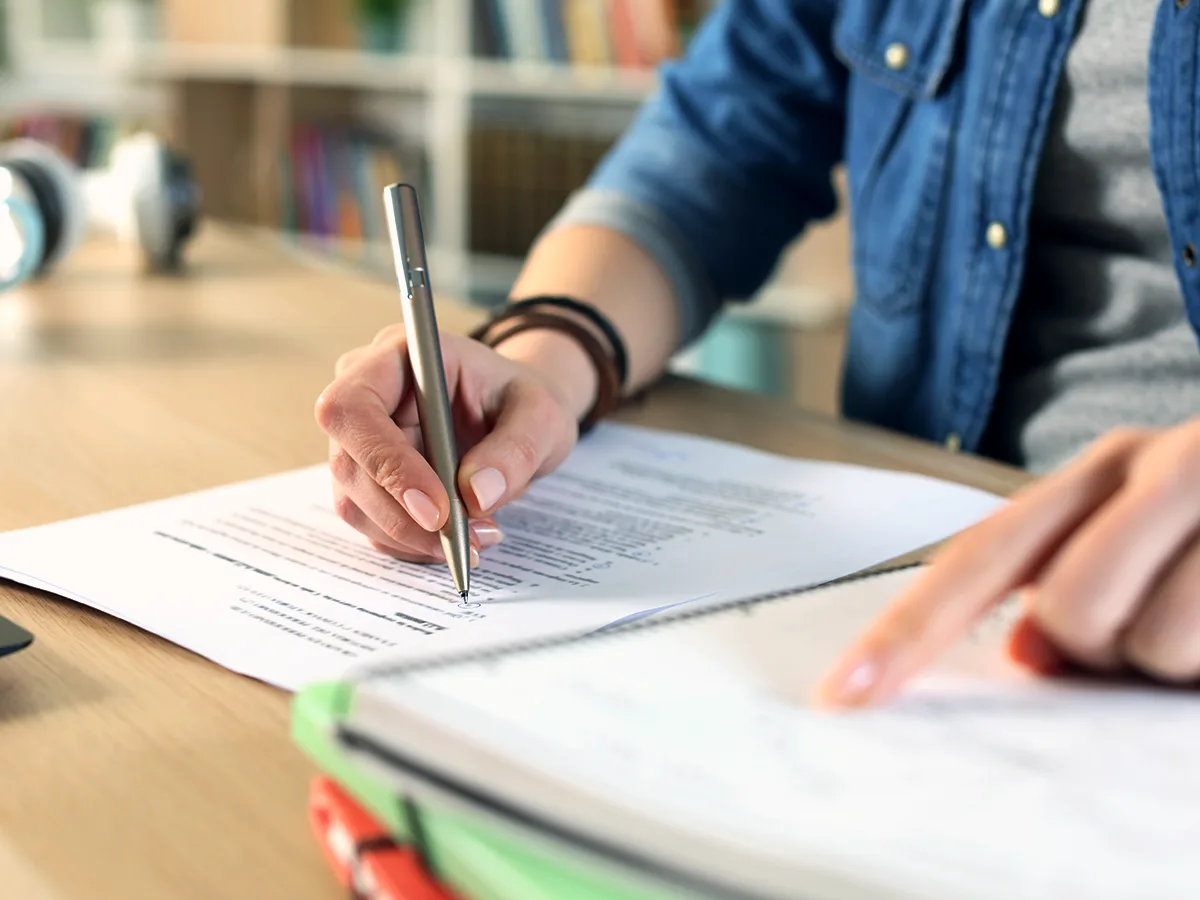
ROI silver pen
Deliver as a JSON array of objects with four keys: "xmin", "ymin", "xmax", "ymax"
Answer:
[{"xmin": 383, "ymin": 183, "xmax": 471, "ymax": 601}]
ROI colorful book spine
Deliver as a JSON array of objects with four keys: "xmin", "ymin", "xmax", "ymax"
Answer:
[
  {"xmin": 278, "ymin": 124, "xmax": 426, "ymax": 263},
  {"xmin": 475, "ymin": 0, "xmax": 512, "ymax": 58},
  {"xmin": 472, "ymin": 0, "xmax": 713, "ymax": 67},
  {"xmin": 310, "ymin": 776, "xmax": 462, "ymax": 900},
  {"xmin": 538, "ymin": 0, "xmax": 570, "ymax": 63},
  {"xmin": 0, "ymin": 114, "xmax": 131, "ymax": 168},
  {"xmin": 606, "ymin": 0, "xmax": 644, "ymax": 69}
]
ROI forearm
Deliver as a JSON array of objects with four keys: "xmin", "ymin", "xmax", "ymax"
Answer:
[
  {"xmin": 495, "ymin": 223, "xmax": 681, "ymax": 419},
  {"xmin": 491, "ymin": 0, "xmax": 846, "ymax": 421}
]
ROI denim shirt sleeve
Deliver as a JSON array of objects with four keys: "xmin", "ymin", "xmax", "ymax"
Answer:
[{"xmin": 545, "ymin": 0, "xmax": 847, "ymax": 345}]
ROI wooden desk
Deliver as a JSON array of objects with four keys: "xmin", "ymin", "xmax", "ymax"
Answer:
[{"xmin": 0, "ymin": 225, "xmax": 1029, "ymax": 900}]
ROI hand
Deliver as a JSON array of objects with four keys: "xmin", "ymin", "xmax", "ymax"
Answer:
[
  {"xmin": 814, "ymin": 423, "xmax": 1200, "ymax": 707},
  {"xmin": 314, "ymin": 324, "xmax": 580, "ymax": 564}
]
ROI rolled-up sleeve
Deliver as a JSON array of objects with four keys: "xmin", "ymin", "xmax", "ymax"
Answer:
[{"xmin": 545, "ymin": 0, "xmax": 847, "ymax": 346}]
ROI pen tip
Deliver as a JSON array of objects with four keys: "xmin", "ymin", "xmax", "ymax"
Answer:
[{"xmin": 459, "ymin": 590, "xmax": 469, "ymax": 600}]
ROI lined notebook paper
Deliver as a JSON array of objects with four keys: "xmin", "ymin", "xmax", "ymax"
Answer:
[{"xmin": 338, "ymin": 566, "xmax": 1200, "ymax": 900}]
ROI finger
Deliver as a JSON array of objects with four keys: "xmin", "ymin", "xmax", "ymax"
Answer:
[
  {"xmin": 365, "ymin": 536, "xmax": 484, "ymax": 570},
  {"xmin": 1002, "ymin": 588, "xmax": 1067, "ymax": 676},
  {"xmin": 1028, "ymin": 429, "xmax": 1200, "ymax": 670},
  {"xmin": 471, "ymin": 520, "xmax": 506, "ymax": 552},
  {"xmin": 1005, "ymin": 612, "xmax": 1067, "ymax": 677},
  {"xmin": 332, "ymin": 480, "xmax": 499, "ymax": 568},
  {"xmin": 371, "ymin": 323, "xmax": 407, "ymax": 347},
  {"xmin": 458, "ymin": 380, "xmax": 576, "ymax": 517},
  {"xmin": 330, "ymin": 451, "xmax": 444, "ymax": 558},
  {"xmin": 317, "ymin": 347, "xmax": 449, "ymax": 531},
  {"xmin": 334, "ymin": 346, "xmax": 368, "ymax": 377},
  {"xmin": 333, "ymin": 491, "xmax": 437, "ymax": 563},
  {"xmin": 1123, "ymin": 530, "xmax": 1200, "ymax": 683},
  {"xmin": 331, "ymin": 441, "xmax": 503, "ymax": 551},
  {"xmin": 811, "ymin": 428, "xmax": 1147, "ymax": 708},
  {"xmin": 366, "ymin": 524, "xmax": 499, "ymax": 569}
]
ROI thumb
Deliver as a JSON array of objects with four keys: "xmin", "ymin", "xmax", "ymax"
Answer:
[{"xmin": 458, "ymin": 381, "xmax": 577, "ymax": 517}]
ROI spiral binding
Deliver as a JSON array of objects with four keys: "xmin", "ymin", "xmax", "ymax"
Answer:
[{"xmin": 351, "ymin": 561, "xmax": 924, "ymax": 682}]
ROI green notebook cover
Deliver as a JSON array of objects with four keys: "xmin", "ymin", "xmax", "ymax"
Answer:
[{"xmin": 292, "ymin": 681, "xmax": 675, "ymax": 900}]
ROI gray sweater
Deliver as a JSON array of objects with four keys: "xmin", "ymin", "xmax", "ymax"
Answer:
[{"xmin": 983, "ymin": 0, "xmax": 1200, "ymax": 473}]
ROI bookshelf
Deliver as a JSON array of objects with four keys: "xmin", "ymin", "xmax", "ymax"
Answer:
[{"xmin": 0, "ymin": 0, "xmax": 852, "ymax": 404}]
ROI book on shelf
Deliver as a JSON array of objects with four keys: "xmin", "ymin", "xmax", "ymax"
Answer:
[
  {"xmin": 276, "ymin": 123, "xmax": 427, "ymax": 264},
  {"xmin": 473, "ymin": 0, "xmax": 717, "ymax": 68},
  {"xmin": 0, "ymin": 114, "xmax": 137, "ymax": 169},
  {"xmin": 469, "ymin": 126, "xmax": 613, "ymax": 259},
  {"xmin": 160, "ymin": 0, "xmax": 432, "ymax": 56}
]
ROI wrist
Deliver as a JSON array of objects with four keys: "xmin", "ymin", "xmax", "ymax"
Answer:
[
  {"xmin": 470, "ymin": 297, "xmax": 625, "ymax": 433},
  {"xmin": 494, "ymin": 328, "xmax": 599, "ymax": 422}
]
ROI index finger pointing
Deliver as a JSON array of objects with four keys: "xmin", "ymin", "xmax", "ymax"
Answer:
[{"xmin": 811, "ymin": 431, "xmax": 1142, "ymax": 709}]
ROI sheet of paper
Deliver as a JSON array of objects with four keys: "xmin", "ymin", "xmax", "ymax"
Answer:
[
  {"xmin": 365, "ymin": 568, "xmax": 1200, "ymax": 900},
  {"xmin": 0, "ymin": 422, "xmax": 1001, "ymax": 690}
]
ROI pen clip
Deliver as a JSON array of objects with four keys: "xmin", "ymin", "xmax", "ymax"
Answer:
[{"xmin": 382, "ymin": 182, "xmax": 429, "ymax": 300}]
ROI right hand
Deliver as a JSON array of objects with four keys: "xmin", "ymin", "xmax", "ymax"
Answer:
[{"xmin": 314, "ymin": 324, "xmax": 582, "ymax": 565}]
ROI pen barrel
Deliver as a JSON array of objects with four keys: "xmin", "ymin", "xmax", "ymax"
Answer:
[
  {"xmin": 440, "ymin": 498, "xmax": 471, "ymax": 595},
  {"xmin": 402, "ymin": 286, "xmax": 470, "ymax": 594},
  {"xmin": 384, "ymin": 182, "xmax": 471, "ymax": 596},
  {"xmin": 401, "ymin": 285, "xmax": 459, "ymax": 499},
  {"xmin": 387, "ymin": 184, "xmax": 428, "ymax": 280}
]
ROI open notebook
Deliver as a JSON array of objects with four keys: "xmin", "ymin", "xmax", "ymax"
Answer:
[{"xmin": 332, "ymin": 566, "xmax": 1200, "ymax": 900}]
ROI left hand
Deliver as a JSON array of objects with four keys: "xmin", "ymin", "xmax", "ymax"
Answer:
[{"xmin": 814, "ymin": 422, "xmax": 1200, "ymax": 708}]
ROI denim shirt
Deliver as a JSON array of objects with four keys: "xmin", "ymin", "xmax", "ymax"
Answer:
[{"xmin": 571, "ymin": 0, "xmax": 1200, "ymax": 453}]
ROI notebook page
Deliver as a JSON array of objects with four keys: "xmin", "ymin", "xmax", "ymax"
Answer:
[
  {"xmin": 358, "ymin": 568, "xmax": 1200, "ymax": 900},
  {"xmin": 0, "ymin": 422, "xmax": 1000, "ymax": 691}
]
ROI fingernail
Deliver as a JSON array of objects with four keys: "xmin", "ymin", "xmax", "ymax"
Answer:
[
  {"xmin": 470, "ymin": 546, "xmax": 480, "ymax": 569},
  {"xmin": 819, "ymin": 657, "xmax": 880, "ymax": 708},
  {"xmin": 469, "ymin": 468, "xmax": 507, "ymax": 511},
  {"xmin": 471, "ymin": 523, "xmax": 505, "ymax": 549},
  {"xmin": 402, "ymin": 489, "xmax": 442, "ymax": 532}
]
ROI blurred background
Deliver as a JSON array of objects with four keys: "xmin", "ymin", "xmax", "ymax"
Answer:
[{"xmin": 0, "ymin": 0, "xmax": 852, "ymax": 413}]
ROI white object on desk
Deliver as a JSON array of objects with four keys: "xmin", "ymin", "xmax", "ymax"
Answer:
[
  {"xmin": 339, "ymin": 566, "xmax": 1200, "ymax": 900},
  {"xmin": 0, "ymin": 422, "xmax": 1000, "ymax": 691}
]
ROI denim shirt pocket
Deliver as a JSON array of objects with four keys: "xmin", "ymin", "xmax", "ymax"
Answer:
[{"xmin": 833, "ymin": 0, "xmax": 969, "ymax": 319}]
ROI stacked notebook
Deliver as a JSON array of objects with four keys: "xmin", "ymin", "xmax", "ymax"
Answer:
[{"xmin": 293, "ymin": 565, "xmax": 1200, "ymax": 899}]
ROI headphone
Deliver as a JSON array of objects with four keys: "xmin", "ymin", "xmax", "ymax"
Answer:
[{"xmin": 0, "ymin": 132, "xmax": 201, "ymax": 291}]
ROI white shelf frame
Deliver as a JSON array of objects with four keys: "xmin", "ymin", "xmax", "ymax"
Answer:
[
  {"xmin": 1, "ymin": 0, "xmax": 848, "ymax": 325},
  {"xmin": 3, "ymin": 0, "xmax": 663, "ymax": 301}
]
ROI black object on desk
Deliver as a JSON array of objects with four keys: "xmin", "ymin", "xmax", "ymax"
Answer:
[{"xmin": 0, "ymin": 615, "xmax": 32, "ymax": 658}]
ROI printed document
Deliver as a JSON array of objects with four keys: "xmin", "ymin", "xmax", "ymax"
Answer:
[{"xmin": 0, "ymin": 423, "xmax": 1002, "ymax": 689}]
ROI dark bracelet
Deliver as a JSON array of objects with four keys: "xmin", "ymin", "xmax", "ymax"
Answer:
[
  {"xmin": 503, "ymin": 295, "xmax": 629, "ymax": 390},
  {"xmin": 469, "ymin": 308, "xmax": 622, "ymax": 435}
]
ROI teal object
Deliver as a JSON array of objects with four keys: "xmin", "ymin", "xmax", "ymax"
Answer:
[
  {"xmin": 355, "ymin": 0, "xmax": 413, "ymax": 53},
  {"xmin": 292, "ymin": 682, "xmax": 684, "ymax": 900},
  {"xmin": 0, "ymin": 180, "xmax": 44, "ymax": 294},
  {"xmin": 357, "ymin": 18, "xmax": 399, "ymax": 53},
  {"xmin": 684, "ymin": 316, "xmax": 791, "ymax": 399}
]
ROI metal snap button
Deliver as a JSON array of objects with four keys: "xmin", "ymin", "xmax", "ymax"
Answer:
[{"xmin": 884, "ymin": 43, "xmax": 910, "ymax": 70}]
